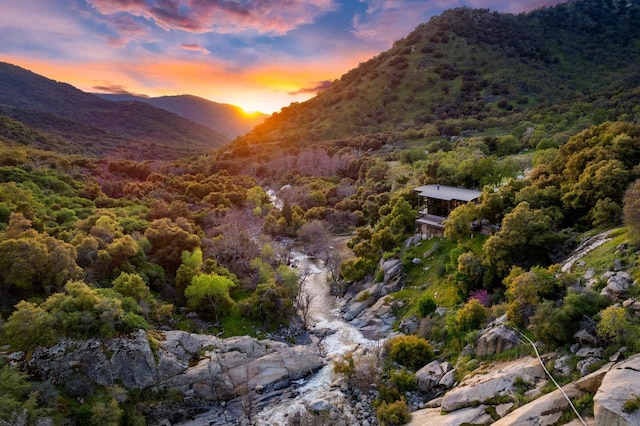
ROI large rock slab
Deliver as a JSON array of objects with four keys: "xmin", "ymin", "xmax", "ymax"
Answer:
[
  {"xmin": 441, "ymin": 356, "xmax": 545, "ymax": 412},
  {"xmin": 594, "ymin": 354, "xmax": 640, "ymax": 426},
  {"xmin": 492, "ymin": 383, "xmax": 585, "ymax": 426},
  {"xmin": 27, "ymin": 330, "xmax": 323, "ymax": 402},
  {"xmin": 408, "ymin": 405, "xmax": 493, "ymax": 426}
]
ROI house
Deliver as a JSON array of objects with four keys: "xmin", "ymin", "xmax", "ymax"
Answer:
[{"xmin": 414, "ymin": 184, "xmax": 482, "ymax": 237}]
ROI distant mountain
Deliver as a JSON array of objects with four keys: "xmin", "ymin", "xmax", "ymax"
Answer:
[
  {"xmin": 233, "ymin": 0, "xmax": 640, "ymax": 148},
  {"xmin": 0, "ymin": 62, "xmax": 229, "ymax": 160},
  {"xmin": 96, "ymin": 94, "xmax": 267, "ymax": 140}
]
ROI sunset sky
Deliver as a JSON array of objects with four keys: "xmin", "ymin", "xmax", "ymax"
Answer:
[{"xmin": 0, "ymin": 0, "xmax": 565, "ymax": 114}]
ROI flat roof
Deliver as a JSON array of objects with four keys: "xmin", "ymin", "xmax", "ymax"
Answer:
[{"xmin": 414, "ymin": 184, "xmax": 482, "ymax": 202}]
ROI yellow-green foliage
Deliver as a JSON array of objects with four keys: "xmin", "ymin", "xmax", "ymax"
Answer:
[
  {"xmin": 455, "ymin": 298, "xmax": 489, "ymax": 332},
  {"xmin": 376, "ymin": 399, "xmax": 411, "ymax": 426},
  {"xmin": 385, "ymin": 335, "xmax": 434, "ymax": 371}
]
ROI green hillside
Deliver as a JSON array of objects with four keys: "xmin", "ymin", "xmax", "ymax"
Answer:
[
  {"xmin": 0, "ymin": 62, "xmax": 229, "ymax": 160},
  {"xmin": 234, "ymin": 0, "xmax": 640, "ymax": 148}
]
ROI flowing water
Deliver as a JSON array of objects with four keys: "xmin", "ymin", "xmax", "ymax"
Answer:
[{"xmin": 252, "ymin": 252, "xmax": 377, "ymax": 425}]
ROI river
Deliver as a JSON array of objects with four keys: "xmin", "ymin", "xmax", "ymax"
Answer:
[{"xmin": 252, "ymin": 251, "xmax": 376, "ymax": 425}]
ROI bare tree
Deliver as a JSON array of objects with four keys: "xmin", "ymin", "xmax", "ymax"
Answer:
[
  {"xmin": 295, "ymin": 268, "xmax": 315, "ymax": 329},
  {"xmin": 319, "ymin": 248, "xmax": 343, "ymax": 295}
]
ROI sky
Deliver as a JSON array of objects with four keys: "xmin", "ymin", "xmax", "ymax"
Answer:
[{"xmin": 0, "ymin": 0, "xmax": 566, "ymax": 114}]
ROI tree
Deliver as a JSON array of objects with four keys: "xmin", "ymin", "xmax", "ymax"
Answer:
[
  {"xmin": 624, "ymin": 179, "xmax": 640, "ymax": 246},
  {"xmin": 295, "ymin": 268, "xmax": 315, "ymax": 328},
  {"xmin": 112, "ymin": 272, "xmax": 150, "ymax": 302},
  {"xmin": 297, "ymin": 220, "xmax": 331, "ymax": 258},
  {"xmin": 184, "ymin": 273, "xmax": 236, "ymax": 321},
  {"xmin": 175, "ymin": 247, "xmax": 204, "ymax": 294},
  {"xmin": 454, "ymin": 252, "xmax": 483, "ymax": 296},
  {"xmin": 239, "ymin": 281, "xmax": 295, "ymax": 325},
  {"xmin": 444, "ymin": 203, "xmax": 478, "ymax": 242},
  {"xmin": 0, "ymin": 364, "xmax": 51, "ymax": 424},
  {"xmin": 483, "ymin": 202, "xmax": 556, "ymax": 280},
  {"xmin": 504, "ymin": 266, "xmax": 560, "ymax": 327},
  {"xmin": 144, "ymin": 218, "xmax": 200, "ymax": 276},
  {"xmin": 1, "ymin": 301, "xmax": 56, "ymax": 351}
]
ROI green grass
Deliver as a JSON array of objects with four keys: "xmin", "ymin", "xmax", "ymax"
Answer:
[
  {"xmin": 217, "ymin": 308, "xmax": 265, "ymax": 338},
  {"xmin": 396, "ymin": 235, "xmax": 488, "ymax": 316},
  {"xmin": 570, "ymin": 227, "xmax": 630, "ymax": 276}
]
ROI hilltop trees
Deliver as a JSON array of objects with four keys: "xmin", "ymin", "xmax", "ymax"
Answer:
[{"xmin": 624, "ymin": 178, "xmax": 640, "ymax": 246}]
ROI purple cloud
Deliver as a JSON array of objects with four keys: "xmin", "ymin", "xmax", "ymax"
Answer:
[
  {"xmin": 92, "ymin": 82, "xmax": 149, "ymax": 97},
  {"xmin": 88, "ymin": 0, "xmax": 338, "ymax": 35}
]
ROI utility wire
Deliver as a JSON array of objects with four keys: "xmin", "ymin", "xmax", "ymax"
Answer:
[{"xmin": 513, "ymin": 327, "xmax": 588, "ymax": 426}]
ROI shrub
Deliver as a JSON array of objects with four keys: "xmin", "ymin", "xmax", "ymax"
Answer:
[
  {"xmin": 623, "ymin": 395, "xmax": 640, "ymax": 412},
  {"xmin": 455, "ymin": 298, "xmax": 489, "ymax": 332},
  {"xmin": 527, "ymin": 300, "xmax": 571, "ymax": 346},
  {"xmin": 388, "ymin": 369, "xmax": 416, "ymax": 393},
  {"xmin": 376, "ymin": 399, "xmax": 411, "ymax": 426},
  {"xmin": 417, "ymin": 294, "xmax": 437, "ymax": 318},
  {"xmin": 385, "ymin": 335, "xmax": 434, "ymax": 371}
]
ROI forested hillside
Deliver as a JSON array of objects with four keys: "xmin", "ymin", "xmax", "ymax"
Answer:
[
  {"xmin": 1, "ymin": 0, "xmax": 640, "ymax": 424},
  {"xmin": 233, "ymin": 0, "xmax": 640, "ymax": 148},
  {"xmin": 0, "ymin": 62, "xmax": 229, "ymax": 160}
]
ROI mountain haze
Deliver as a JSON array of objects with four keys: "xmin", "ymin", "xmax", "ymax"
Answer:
[
  {"xmin": 235, "ymin": 0, "xmax": 640, "ymax": 147},
  {"xmin": 0, "ymin": 62, "xmax": 229, "ymax": 160},
  {"xmin": 96, "ymin": 94, "xmax": 267, "ymax": 139}
]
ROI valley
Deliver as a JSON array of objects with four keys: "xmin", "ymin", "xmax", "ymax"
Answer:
[{"xmin": 1, "ymin": 1, "xmax": 640, "ymax": 425}]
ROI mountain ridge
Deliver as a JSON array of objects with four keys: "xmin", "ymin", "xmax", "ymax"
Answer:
[
  {"xmin": 0, "ymin": 62, "xmax": 230, "ymax": 160},
  {"xmin": 95, "ymin": 93, "xmax": 267, "ymax": 140}
]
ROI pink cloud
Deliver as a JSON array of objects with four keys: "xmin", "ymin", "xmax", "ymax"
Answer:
[
  {"xmin": 88, "ymin": 0, "xmax": 338, "ymax": 35},
  {"xmin": 181, "ymin": 43, "xmax": 209, "ymax": 54},
  {"xmin": 353, "ymin": 1, "xmax": 437, "ymax": 44},
  {"xmin": 353, "ymin": 0, "xmax": 569, "ymax": 44}
]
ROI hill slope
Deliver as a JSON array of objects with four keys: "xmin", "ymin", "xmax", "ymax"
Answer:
[
  {"xmin": 234, "ymin": 0, "xmax": 640, "ymax": 147},
  {"xmin": 0, "ymin": 62, "xmax": 229, "ymax": 160},
  {"xmin": 96, "ymin": 94, "xmax": 266, "ymax": 139}
]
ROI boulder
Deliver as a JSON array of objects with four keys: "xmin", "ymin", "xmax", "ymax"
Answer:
[
  {"xmin": 475, "ymin": 324, "xmax": 522, "ymax": 357},
  {"xmin": 574, "ymin": 329, "xmax": 598, "ymax": 346},
  {"xmin": 309, "ymin": 399, "xmax": 333, "ymax": 412},
  {"xmin": 576, "ymin": 347, "xmax": 604, "ymax": 359},
  {"xmin": 399, "ymin": 315, "xmax": 420, "ymax": 335},
  {"xmin": 415, "ymin": 360, "xmax": 453, "ymax": 393},
  {"xmin": 553, "ymin": 355, "xmax": 572, "ymax": 377},
  {"xmin": 600, "ymin": 272, "xmax": 632, "ymax": 301},
  {"xmin": 594, "ymin": 354, "xmax": 640, "ymax": 426},
  {"xmin": 577, "ymin": 357, "xmax": 601, "ymax": 376},
  {"xmin": 382, "ymin": 259, "xmax": 403, "ymax": 283}
]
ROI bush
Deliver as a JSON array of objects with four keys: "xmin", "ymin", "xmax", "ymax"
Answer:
[
  {"xmin": 385, "ymin": 335, "xmax": 434, "ymax": 371},
  {"xmin": 623, "ymin": 395, "xmax": 640, "ymax": 412},
  {"xmin": 417, "ymin": 294, "xmax": 437, "ymax": 318},
  {"xmin": 388, "ymin": 369, "xmax": 416, "ymax": 393},
  {"xmin": 376, "ymin": 399, "xmax": 411, "ymax": 426},
  {"xmin": 455, "ymin": 298, "xmax": 489, "ymax": 332}
]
